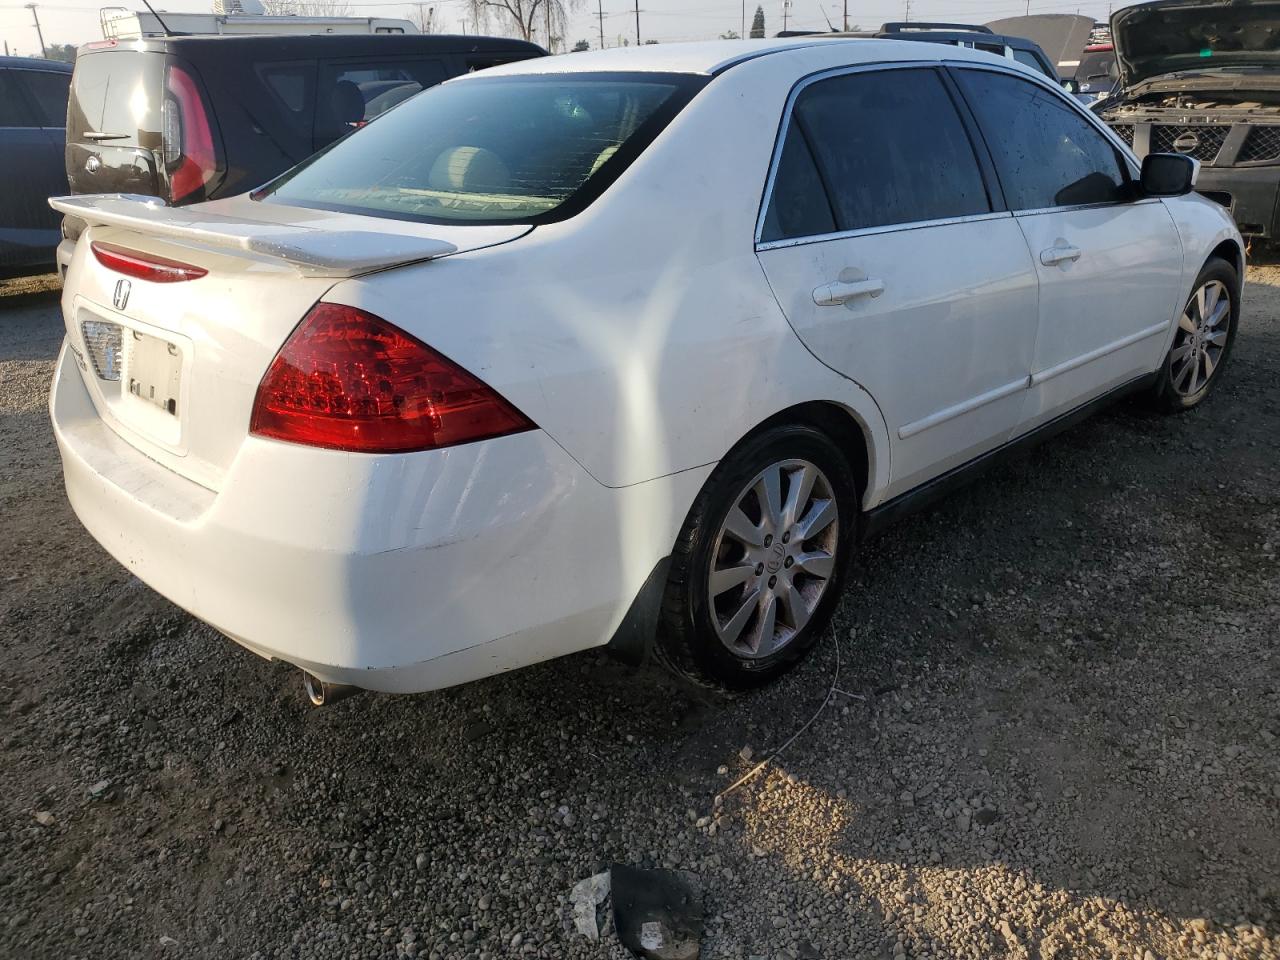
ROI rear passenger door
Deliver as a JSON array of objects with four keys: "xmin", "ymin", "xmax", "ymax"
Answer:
[
  {"xmin": 313, "ymin": 58, "xmax": 448, "ymax": 150},
  {"xmin": 755, "ymin": 66, "xmax": 1040, "ymax": 498},
  {"xmin": 951, "ymin": 66, "xmax": 1183, "ymax": 430}
]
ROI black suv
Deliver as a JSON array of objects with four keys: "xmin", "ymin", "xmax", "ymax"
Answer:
[{"xmin": 65, "ymin": 33, "xmax": 544, "ymax": 207}]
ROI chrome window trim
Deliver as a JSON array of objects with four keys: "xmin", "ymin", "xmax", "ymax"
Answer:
[
  {"xmin": 1012, "ymin": 197, "xmax": 1163, "ymax": 217},
  {"xmin": 753, "ymin": 59, "xmax": 960, "ymax": 249},
  {"xmin": 756, "ymin": 210, "xmax": 1012, "ymax": 251}
]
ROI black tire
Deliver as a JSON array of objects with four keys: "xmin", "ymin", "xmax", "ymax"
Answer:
[
  {"xmin": 1147, "ymin": 256, "xmax": 1240, "ymax": 413},
  {"xmin": 656, "ymin": 423, "xmax": 858, "ymax": 690}
]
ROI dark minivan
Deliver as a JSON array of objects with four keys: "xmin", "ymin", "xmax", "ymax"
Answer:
[
  {"xmin": 65, "ymin": 34, "xmax": 545, "ymax": 207},
  {"xmin": 1, "ymin": 56, "xmax": 72, "ymax": 275}
]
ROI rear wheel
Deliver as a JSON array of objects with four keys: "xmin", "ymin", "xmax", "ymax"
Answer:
[
  {"xmin": 657, "ymin": 424, "xmax": 857, "ymax": 690},
  {"xmin": 1149, "ymin": 258, "xmax": 1239, "ymax": 412}
]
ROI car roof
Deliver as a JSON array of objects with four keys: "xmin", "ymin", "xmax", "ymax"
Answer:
[
  {"xmin": 477, "ymin": 37, "xmax": 1030, "ymax": 78},
  {"xmin": 79, "ymin": 33, "xmax": 542, "ymax": 57},
  {"xmin": 0, "ymin": 56, "xmax": 73, "ymax": 71}
]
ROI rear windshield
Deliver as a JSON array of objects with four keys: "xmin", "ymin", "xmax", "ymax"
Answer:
[
  {"xmin": 260, "ymin": 71, "xmax": 706, "ymax": 225},
  {"xmin": 67, "ymin": 49, "xmax": 164, "ymax": 146}
]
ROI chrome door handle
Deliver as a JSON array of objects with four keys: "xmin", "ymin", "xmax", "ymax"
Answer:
[
  {"xmin": 1040, "ymin": 244, "xmax": 1082, "ymax": 266},
  {"xmin": 812, "ymin": 277, "xmax": 885, "ymax": 306}
]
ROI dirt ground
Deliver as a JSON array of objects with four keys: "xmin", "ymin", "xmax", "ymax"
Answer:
[{"xmin": 0, "ymin": 264, "xmax": 1277, "ymax": 960}]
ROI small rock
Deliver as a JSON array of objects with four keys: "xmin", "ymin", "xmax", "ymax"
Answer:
[
  {"xmin": 974, "ymin": 807, "xmax": 1000, "ymax": 826},
  {"xmin": 739, "ymin": 746, "xmax": 753, "ymax": 762},
  {"xmin": 87, "ymin": 780, "xmax": 111, "ymax": 798},
  {"xmin": 33, "ymin": 811, "xmax": 55, "ymax": 827}
]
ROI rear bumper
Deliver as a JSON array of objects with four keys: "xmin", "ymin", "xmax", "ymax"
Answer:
[
  {"xmin": 50, "ymin": 342, "xmax": 700, "ymax": 692},
  {"xmin": 1196, "ymin": 165, "xmax": 1280, "ymax": 238}
]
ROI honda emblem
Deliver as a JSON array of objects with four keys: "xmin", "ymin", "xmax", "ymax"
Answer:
[{"xmin": 113, "ymin": 278, "xmax": 131, "ymax": 311}]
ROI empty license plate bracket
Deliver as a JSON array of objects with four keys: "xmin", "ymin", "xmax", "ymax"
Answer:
[{"xmin": 128, "ymin": 331, "xmax": 182, "ymax": 417}]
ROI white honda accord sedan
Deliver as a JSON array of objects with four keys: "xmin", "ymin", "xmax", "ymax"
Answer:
[{"xmin": 50, "ymin": 39, "xmax": 1242, "ymax": 699}]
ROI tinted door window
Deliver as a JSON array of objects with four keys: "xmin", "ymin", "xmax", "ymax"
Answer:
[
  {"xmin": 315, "ymin": 58, "xmax": 448, "ymax": 146},
  {"xmin": 761, "ymin": 123, "xmax": 837, "ymax": 242},
  {"xmin": 0, "ymin": 71, "xmax": 36, "ymax": 127},
  {"xmin": 956, "ymin": 68, "xmax": 1127, "ymax": 210},
  {"xmin": 782, "ymin": 68, "xmax": 990, "ymax": 235},
  {"xmin": 15, "ymin": 70, "xmax": 69, "ymax": 127},
  {"xmin": 14, "ymin": 70, "xmax": 70, "ymax": 126}
]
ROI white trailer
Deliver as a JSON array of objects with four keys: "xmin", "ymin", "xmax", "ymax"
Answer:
[{"xmin": 99, "ymin": 8, "xmax": 418, "ymax": 39}]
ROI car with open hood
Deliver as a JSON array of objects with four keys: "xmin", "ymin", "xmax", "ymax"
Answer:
[{"xmin": 1098, "ymin": 0, "xmax": 1280, "ymax": 238}]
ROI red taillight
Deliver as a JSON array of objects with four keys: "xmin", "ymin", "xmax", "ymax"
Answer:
[
  {"xmin": 90, "ymin": 241, "xmax": 208, "ymax": 283},
  {"xmin": 250, "ymin": 303, "xmax": 535, "ymax": 454},
  {"xmin": 164, "ymin": 64, "xmax": 218, "ymax": 204}
]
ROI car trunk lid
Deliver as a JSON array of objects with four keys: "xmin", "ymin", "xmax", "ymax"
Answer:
[{"xmin": 53, "ymin": 193, "xmax": 530, "ymax": 491}]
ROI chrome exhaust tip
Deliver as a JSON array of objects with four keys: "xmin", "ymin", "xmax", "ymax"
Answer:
[{"xmin": 302, "ymin": 671, "xmax": 360, "ymax": 707}]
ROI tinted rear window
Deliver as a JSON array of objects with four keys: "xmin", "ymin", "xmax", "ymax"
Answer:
[
  {"xmin": 68, "ymin": 50, "xmax": 163, "ymax": 145},
  {"xmin": 262, "ymin": 72, "xmax": 705, "ymax": 225}
]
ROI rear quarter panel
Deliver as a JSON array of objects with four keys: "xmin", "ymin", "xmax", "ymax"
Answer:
[{"xmin": 325, "ymin": 50, "xmax": 894, "ymax": 502}]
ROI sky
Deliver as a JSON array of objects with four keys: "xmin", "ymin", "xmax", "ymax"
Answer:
[{"xmin": 1, "ymin": 0, "xmax": 1139, "ymax": 57}]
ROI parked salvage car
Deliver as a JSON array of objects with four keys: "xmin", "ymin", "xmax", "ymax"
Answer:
[
  {"xmin": 1099, "ymin": 0, "xmax": 1280, "ymax": 238},
  {"xmin": 780, "ymin": 24, "xmax": 1062, "ymax": 82},
  {"xmin": 61, "ymin": 33, "xmax": 543, "ymax": 250},
  {"xmin": 1075, "ymin": 42, "xmax": 1119, "ymax": 105},
  {"xmin": 0, "ymin": 56, "xmax": 71, "ymax": 276},
  {"xmin": 49, "ymin": 39, "xmax": 1242, "ymax": 701}
]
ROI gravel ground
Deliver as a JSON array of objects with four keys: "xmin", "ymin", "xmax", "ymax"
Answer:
[{"xmin": 1, "ymin": 265, "xmax": 1277, "ymax": 960}]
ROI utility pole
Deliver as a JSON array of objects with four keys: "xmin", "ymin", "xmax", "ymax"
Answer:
[
  {"xmin": 904, "ymin": 0, "xmax": 910, "ymax": 23},
  {"xmin": 634, "ymin": 0, "xmax": 640, "ymax": 44},
  {"xmin": 741, "ymin": 0, "xmax": 745, "ymax": 37},
  {"xmin": 782, "ymin": 0, "xmax": 788, "ymax": 33},
  {"xmin": 545, "ymin": 0, "xmax": 552, "ymax": 52},
  {"xmin": 25, "ymin": 3, "xmax": 46, "ymax": 59},
  {"xmin": 596, "ymin": 0, "xmax": 605, "ymax": 48}
]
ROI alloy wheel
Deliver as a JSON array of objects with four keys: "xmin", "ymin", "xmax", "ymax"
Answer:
[
  {"xmin": 1171, "ymin": 279, "xmax": 1231, "ymax": 397},
  {"xmin": 707, "ymin": 459, "xmax": 839, "ymax": 659}
]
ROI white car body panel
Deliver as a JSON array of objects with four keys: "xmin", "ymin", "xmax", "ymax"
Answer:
[
  {"xmin": 1016, "ymin": 200, "xmax": 1185, "ymax": 429},
  {"xmin": 48, "ymin": 39, "xmax": 1243, "ymax": 692},
  {"xmin": 758, "ymin": 214, "xmax": 1040, "ymax": 498}
]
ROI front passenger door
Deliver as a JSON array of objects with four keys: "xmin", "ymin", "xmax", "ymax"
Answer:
[
  {"xmin": 756, "ymin": 66, "xmax": 1040, "ymax": 499},
  {"xmin": 953, "ymin": 66, "xmax": 1184, "ymax": 430}
]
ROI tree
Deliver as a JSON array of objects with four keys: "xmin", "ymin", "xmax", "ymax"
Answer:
[
  {"xmin": 44, "ymin": 42, "xmax": 76, "ymax": 62},
  {"xmin": 750, "ymin": 4, "xmax": 765, "ymax": 38},
  {"xmin": 464, "ymin": 0, "xmax": 583, "ymax": 50},
  {"xmin": 719, "ymin": 28, "xmax": 740, "ymax": 39}
]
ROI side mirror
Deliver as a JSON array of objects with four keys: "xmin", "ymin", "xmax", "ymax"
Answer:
[
  {"xmin": 1061, "ymin": 77, "xmax": 1081, "ymax": 94},
  {"xmin": 1141, "ymin": 153, "xmax": 1198, "ymax": 197}
]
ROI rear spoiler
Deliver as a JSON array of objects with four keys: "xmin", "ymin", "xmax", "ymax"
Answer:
[{"xmin": 49, "ymin": 194, "xmax": 457, "ymax": 279}]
